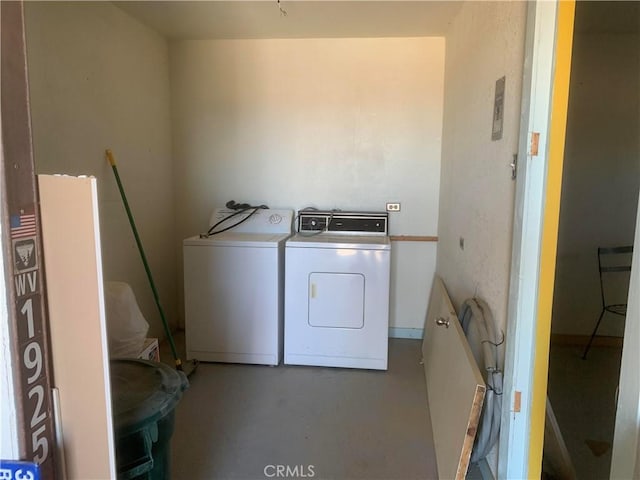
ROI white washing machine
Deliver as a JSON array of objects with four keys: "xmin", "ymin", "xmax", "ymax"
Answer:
[
  {"xmin": 183, "ymin": 208, "xmax": 293, "ymax": 366},
  {"xmin": 284, "ymin": 211, "xmax": 391, "ymax": 370}
]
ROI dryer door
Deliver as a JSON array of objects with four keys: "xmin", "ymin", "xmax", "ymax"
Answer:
[{"xmin": 308, "ymin": 272, "xmax": 365, "ymax": 329}]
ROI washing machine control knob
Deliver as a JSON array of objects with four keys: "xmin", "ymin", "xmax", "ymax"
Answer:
[
  {"xmin": 269, "ymin": 214, "xmax": 282, "ymax": 224},
  {"xmin": 310, "ymin": 218, "xmax": 318, "ymax": 227}
]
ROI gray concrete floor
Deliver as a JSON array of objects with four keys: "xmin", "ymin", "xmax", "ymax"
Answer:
[
  {"xmin": 165, "ymin": 335, "xmax": 437, "ymax": 480},
  {"xmin": 547, "ymin": 344, "xmax": 623, "ymax": 480},
  {"xmin": 161, "ymin": 332, "xmax": 623, "ymax": 480}
]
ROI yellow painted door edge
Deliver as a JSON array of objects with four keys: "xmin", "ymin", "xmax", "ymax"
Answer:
[{"xmin": 528, "ymin": 1, "xmax": 576, "ymax": 477}]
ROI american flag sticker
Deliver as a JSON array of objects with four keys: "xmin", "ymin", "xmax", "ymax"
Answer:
[{"xmin": 10, "ymin": 213, "xmax": 37, "ymax": 239}]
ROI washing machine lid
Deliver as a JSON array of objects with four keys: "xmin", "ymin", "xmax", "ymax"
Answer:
[
  {"xmin": 184, "ymin": 232, "xmax": 291, "ymax": 248},
  {"xmin": 286, "ymin": 233, "xmax": 390, "ymax": 250}
]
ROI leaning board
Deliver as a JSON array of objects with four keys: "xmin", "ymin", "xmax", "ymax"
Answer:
[
  {"xmin": 38, "ymin": 175, "xmax": 116, "ymax": 479},
  {"xmin": 422, "ymin": 277, "xmax": 486, "ymax": 479}
]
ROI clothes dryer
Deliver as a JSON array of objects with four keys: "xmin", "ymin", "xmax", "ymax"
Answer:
[{"xmin": 284, "ymin": 211, "xmax": 391, "ymax": 370}]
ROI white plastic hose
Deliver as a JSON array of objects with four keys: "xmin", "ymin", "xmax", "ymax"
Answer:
[{"xmin": 458, "ymin": 298, "xmax": 504, "ymax": 464}]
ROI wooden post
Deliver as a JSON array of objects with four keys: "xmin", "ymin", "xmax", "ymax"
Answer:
[{"xmin": 1, "ymin": 2, "xmax": 57, "ymax": 477}]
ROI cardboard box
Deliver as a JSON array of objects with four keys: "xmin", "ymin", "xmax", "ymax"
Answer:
[{"xmin": 138, "ymin": 338, "xmax": 160, "ymax": 362}]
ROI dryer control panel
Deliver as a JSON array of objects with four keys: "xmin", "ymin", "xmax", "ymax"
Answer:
[{"xmin": 297, "ymin": 211, "xmax": 388, "ymax": 235}]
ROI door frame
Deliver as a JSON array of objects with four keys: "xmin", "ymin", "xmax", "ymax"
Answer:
[
  {"xmin": 498, "ymin": 1, "xmax": 575, "ymax": 478},
  {"xmin": 610, "ymin": 193, "xmax": 640, "ymax": 477},
  {"xmin": 501, "ymin": 1, "xmax": 640, "ymax": 477}
]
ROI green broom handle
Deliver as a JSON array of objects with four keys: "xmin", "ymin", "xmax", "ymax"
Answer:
[{"xmin": 106, "ymin": 149, "xmax": 182, "ymax": 370}]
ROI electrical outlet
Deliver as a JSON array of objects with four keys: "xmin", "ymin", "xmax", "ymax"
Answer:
[{"xmin": 386, "ymin": 202, "xmax": 401, "ymax": 212}]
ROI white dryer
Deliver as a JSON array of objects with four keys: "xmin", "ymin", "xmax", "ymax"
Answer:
[
  {"xmin": 284, "ymin": 211, "xmax": 391, "ymax": 370},
  {"xmin": 183, "ymin": 208, "xmax": 293, "ymax": 365}
]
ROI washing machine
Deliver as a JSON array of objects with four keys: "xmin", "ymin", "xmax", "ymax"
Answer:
[
  {"xmin": 183, "ymin": 208, "xmax": 293, "ymax": 366},
  {"xmin": 284, "ymin": 211, "xmax": 391, "ymax": 370}
]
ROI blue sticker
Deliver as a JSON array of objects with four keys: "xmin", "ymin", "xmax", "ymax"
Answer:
[{"xmin": 0, "ymin": 460, "xmax": 40, "ymax": 480}]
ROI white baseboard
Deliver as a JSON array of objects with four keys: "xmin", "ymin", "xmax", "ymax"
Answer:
[{"xmin": 388, "ymin": 327, "xmax": 424, "ymax": 339}]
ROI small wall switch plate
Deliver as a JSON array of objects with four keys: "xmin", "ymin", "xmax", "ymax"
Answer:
[{"xmin": 386, "ymin": 203, "xmax": 401, "ymax": 212}]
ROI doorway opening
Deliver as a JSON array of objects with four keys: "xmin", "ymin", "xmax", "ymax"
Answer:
[{"xmin": 546, "ymin": 2, "xmax": 640, "ymax": 478}]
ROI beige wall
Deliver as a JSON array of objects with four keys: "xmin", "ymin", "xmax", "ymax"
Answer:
[
  {"xmin": 438, "ymin": 1, "xmax": 527, "ymax": 335},
  {"xmin": 24, "ymin": 2, "xmax": 177, "ymax": 338},
  {"xmin": 170, "ymin": 37, "xmax": 445, "ymax": 329},
  {"xmin": 552, "ymin": 32, "xmax": 640, "ymax": 336},
  {"xmin": 437, "ymin": 2, "xmax": 527, "ymax": 472}
]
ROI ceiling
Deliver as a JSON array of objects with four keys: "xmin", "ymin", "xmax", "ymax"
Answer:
[
  {"xmin": 115, "ymin": 1, "xmax": 640, "ymax": 42},
  {"xmin": 115, "ymin": 1, "xmax": 464, "ymax": 40}
]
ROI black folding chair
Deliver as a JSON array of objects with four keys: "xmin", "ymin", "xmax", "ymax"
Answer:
[{"xmin": 582, "ymin": 245, "xmax": 633, "ymax": 359}]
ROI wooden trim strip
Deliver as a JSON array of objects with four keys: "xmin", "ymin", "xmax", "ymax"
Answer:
[{"xmin": 389, "ymin": 235, "xmax": 438, "ymax": 242}]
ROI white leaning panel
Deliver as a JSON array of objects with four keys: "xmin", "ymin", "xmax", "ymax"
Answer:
[
  {"xmin": 38, "ymin": 175, "xmax": 116, "ymax": 479},
  {"xmin": 422, "ymin": 277, "xmax": 486, "ymax": 480}
]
